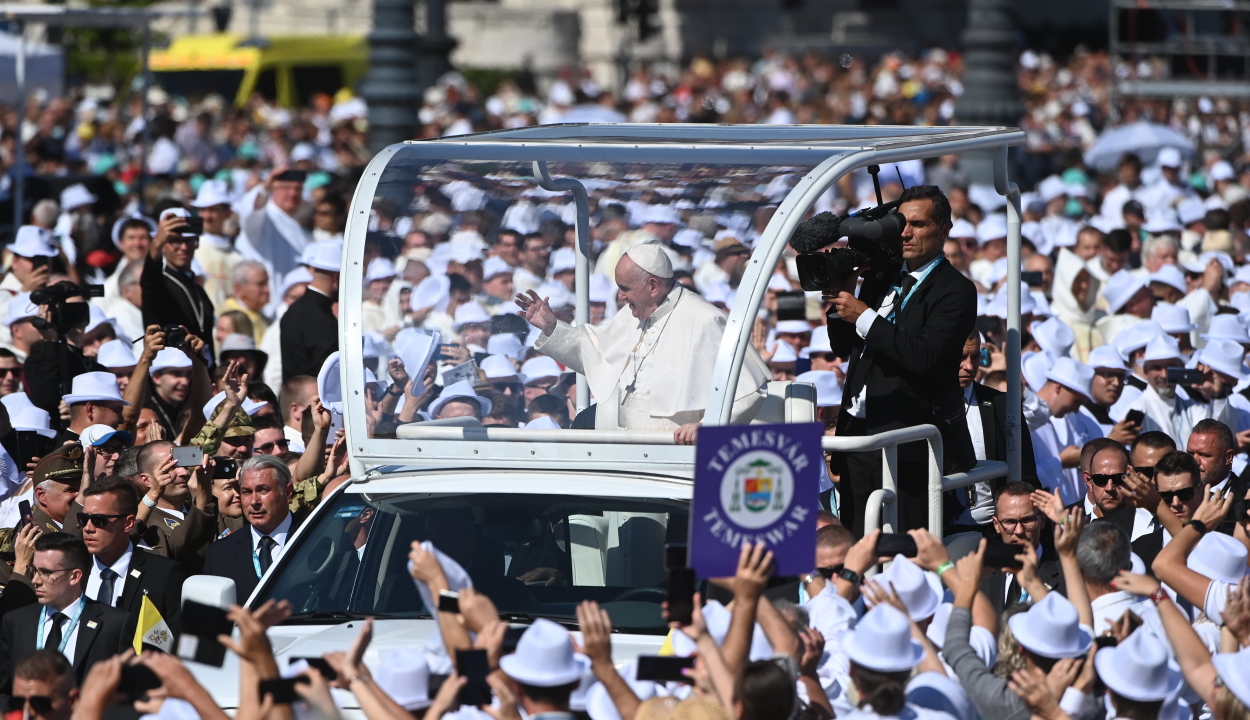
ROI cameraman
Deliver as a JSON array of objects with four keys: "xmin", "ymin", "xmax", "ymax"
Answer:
[
  {"xmin": 143, "ymin": 207, "xmax": 216, "ymax": 360},
  {"xmin": 22, "ymin": 284, "xmax": 108, "ymax": 429},
  {"xmin": 824, "ymin": 185, "xmax": 978, "ymax": 535}
]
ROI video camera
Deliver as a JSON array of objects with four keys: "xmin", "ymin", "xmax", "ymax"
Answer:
[
  {"xmin": 790, "ymin": 165, "xmax": 906, "ymax": 292},
  {"xmin": 30, "ymin": 281, "xmax": 104, "ymax": 336}
]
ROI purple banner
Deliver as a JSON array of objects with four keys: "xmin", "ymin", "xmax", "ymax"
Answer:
[{"xmin": 688, "ymin": 423, "xmax": 822, "ymax": 579}]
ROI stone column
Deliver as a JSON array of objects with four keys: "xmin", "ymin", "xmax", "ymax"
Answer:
[
  {"xmin": 359, "ymin": 0, "xmax": 421, "ymax": 151},
  {"xmin": 955, "ymin": 0, "xmax": 1022, "ymax": 184},
  {"xmin": 416, "ymin": 0, "xmax": 457, "ymax": 91}
]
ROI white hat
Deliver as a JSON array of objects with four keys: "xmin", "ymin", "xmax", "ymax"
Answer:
[
  {"xmin": 486, "ymin": 333, "xmax": 524, "ymax": 362},
  {"xmin": 1008, "ymin": 592, "xmax": 1092, "ymax": 659},
  {"xmin": 429, "ymin": 380, "xmax": 492, "ymax": 419},
  {"xmin": 521, "ymin": 356, "xmax": 564, "ymax": 385},
  {"xmin": 1, "ymin": 392, "xmax": 33, "ymax": 415},
  {"xmin": 1142, "ymin": 334, "xmax": 1183, "ymax": 364},
  {"xmin": 873, "ymin": 556, "xmax": 942, "ymax": 621},
  {"xmin": 453, "ymin": 302, "xmax": 491, "ymax": 331},
  {"xmin": 303, "ymin": 240, "xmax": 343, "ymax": 273},
  {"xmin": 623, "ymin": 243, "xmax": 673, "ymax": 279},
  {"xmin": 767, "ymin": 274, "xmax": 792, "ymax": 292},
  {"xmin": 190, "ymin": 180, "xmax": 231, "ymax": 208},
  {"xmin": 83, "ymin": 305, "xmax": 120, "ymax": 339},
  {"xmin": 60, "ymin": 183, "xmax": 98, "ymax": 210},
  {"xmin": 10, "ymin": 226, "xmax": 58, "ymax": 258},
  {"xmin": 770, "ymin": 340, "xmax": 798, "ymax": 363},
  {"xmin": 375, "ymin": 649, "xmax": 432, "ymax": 711},
  {"xmin": 589, "ymin": 274, "xmax": 614, "ymax": 304},
  {"xmin": 1177, "ymin": 197, "xmax": 1207, "ymax": 226},
  {"xmin": 481, "ymin": 354, "xmax": 520, "ymax": 380},
  {"xmin": 200, "ymin": 390, "xmax": 268, "ymax": 421},
  {"xmin": 289, "ymin": 142, "xmax": 317, "ymax": 163},
  {"xmin": 1148, "ymin": 265, "xmax": 1188, "ymax": 295},
  {"xmin": 641, "ymin": 204, "xmax": 682, "ymax": 226},
  {"xmin": 220, "ymin": 334, "xmax": 264, "ymax": 358},
  {"xmin": 949, "ymin": 218, "xmax": 976, "ymax": 239},
  {"xmin": 1103, "ymin": 271, "xmax": 1149, "ymax": 314},
  {"xmin": 482, "ymin": 256, "xmax": 513, "ymax": 281},
  {"xmin": 1023, "ymin": 352, "xmax": 1051, "ymax": 394},
  {"xmin": 1044, "ymin": 357, "xmax": 1094, "ymax": 399},
  {"xmin": 1032, "ymin": 317, "xmax": 1075, "ymax": 358},
  {"xmin": 795, "ymin": 370, "xmax": 842, "ymax": 407},
  {"xmin": 1187, "ymin": 532, "xmax": 1249, "ymax": 585},
  {"xmin": 110, "ymin": 214, "xmax": 157, "ymax": 250},
  {"xmin": 1210, "ymin": 160, "xmax": 1236, "ymax": 182},
  {"xmin": 411, "ymin": 275, "xmax": 450, "ymax": 312},
  {"xmin": 1157, "ymin": 147, "xmax": 1183, "ymax": 168},
  {"xmin": 1095, "ymin": 629, "xmax": 1183, "ymax": 702},
  {"xmin": 1143, "ymin": 211, "xmax": 1183, "ymax": 235},
  {"xmin": 365, "ymin": 258, "xmax": 396, "ymax": 282},
  {"xmin": 550, "ymin": 247, "xmax": 577, "ymax": 275},
  {"xmin": 280, "ymin": 266, "xmax": 314, "ymax": 297},
  {"xmin": 10, "ymin": 405, "xmax": 54, "ymax": 438},
  {"xmin": 843, "ymin": 604, "xmax": 925, "ymax": 672},
  {"xmin": 1086, "ymin": 345, "xmax": 1127, "ymax": 372},
  {"xmin": 987, "ymin": 282, "xmax": 1038, "ymax": 319},
  {"xmin": 79, "ymin": 424, "xmax": 133, "ymax": 447},
  {"xmin": 1202, "ymin": 315, "xmax": 1250, "ymax": 344},
  {"xmin": 150, "ymin": 348, "xmax": 193, "ymax": 375},
  {"xmin": 1151, "ymin": 304, "xmax": 1196, "ymax": 334},
  {"xmin": 774, "ymin": 320, "xmax": 812, "ymax": 335},
  {"xmin": 499, "ymin": 618, "xmax": 590, "ymax": 686},
  {"xmin": 804, "ymin": 330, "xmax": 832, "ymax": 355},
  {"xmin": 1196, "ymin": 338, "xmax": 1249, "ymax": 380},
  {"xmin": 63, "ymin": 371, "xmax": 128, "ymax": 405},
  {"xmin": 1212, "ymin": 648, "xmax": 1250, "ymax": 706},
  {"xmin": 976, "ymin": 214, "xmax": 1009, "ymax": 245},
  {"xmin": 445, "ymin": 242, "xmax": 485, "ymax": 265},
  {"xmin": 525, "ymin": 415, "xmax": 562, "ymax": 430},
  {"xmin": 1113, "ymin": 320, "xmax": 1165, "ymax": 361},
  {"xmin": 97, "ymin": 338, "xmax": 138, "ymax": 369},
  {"xmin": 1038, "ymin": 176, "xmax": 1069, "ymax": 203},
  {"xmin": 5, "ymin": 293, "xmax": 39, "ymax": 326}
]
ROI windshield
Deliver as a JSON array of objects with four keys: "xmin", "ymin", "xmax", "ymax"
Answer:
[{"xmin": 259, "ymin": 488, "xmax": 689, "ymax": 634}]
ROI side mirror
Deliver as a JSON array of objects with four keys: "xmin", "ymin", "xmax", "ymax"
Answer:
[{"xmin": 183, "ymin": 575, "xmax": 237, "ymax": 609}]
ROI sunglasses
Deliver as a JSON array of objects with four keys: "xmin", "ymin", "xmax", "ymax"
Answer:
[
  {"xmin": 77, "ymin": 512, "xmax": 128, "ymax": 529},
  {"xmin": 816, "ymin": 564, "xmax": 844, "ymax": 579},
  {"xmin": 0, "ymin": 367, "xmax": 21, "ymax": 377},
  {"xmin": 8, "ymin": 695, "xmax": 53, "ymax": 714},
  {"xmin": 1090, "ymin": 472, "xmax": 1127, "ymax": 488},
  {"xmin": 1094, "ymin": 369, "xmax": 1125, "ymax": 379},
  {"xmin": 254, "ymin": 439, "xmax": 289, "ymax": 454},
  {"xmin": 492, "ymin": 381, "xmax": 523, "ymax": 394},
  {"xmin": 1158, "ymin": 486, "xmax": 1197, "ymax": 503},
  {"xmin": 1133, "ymin": 465, "xmax": 1156, "ymax": 479}
]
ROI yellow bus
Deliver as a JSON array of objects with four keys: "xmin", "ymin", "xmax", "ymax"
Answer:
[{"xmin": 149, "ymin": 34, "xmax": 368, "ymax": 108}]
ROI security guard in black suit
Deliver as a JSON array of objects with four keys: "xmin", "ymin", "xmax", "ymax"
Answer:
[{"xmin": 280, "ymin": 241, "xmax": 340, "ymax": 382}]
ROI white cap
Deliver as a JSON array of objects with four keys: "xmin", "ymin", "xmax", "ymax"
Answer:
[
  {"xmin": 1201, "ymin": 315, "xmax": 1250, "ymax": 344},
  {"xmin": 482, "ymin": 256, "xmax": 513, "ymax": 281},
  {"xmin": 1196, "ymin": 338, "xmax": 1249, "ymax": 380},
  {"xmin": 1038, "ymin": 176, "xmax": 1068, "ymax": 203},
  {"xmin": 1032, "ymin": 317, "xmax": 1075, "ymax": 358},
  {"xmin": 949, "ymin": 218, "xmax": 976, "ymax": 239},
  {"xmin": 872, "ymin": 556, "xmax": 942, "ymax": 621},
  {"xmin": 795, "ymin": 370, "xmax": 842, "ymax": 407},
  {"xmin": 10, "ymin": 405, "xmax": 54, "ymax": 438},
  {"xmin": 550, "ymin": 247, "xmax": 576, "ymax": 275},
  {"xmin": 588, "ymin": 274, "xmax": 614, "ymax": 304},
  {"xmin": 1142, "ymin": 334, "xmax": 1183, "ymax": 364},
  {"xmin": 5, "ymin": 293, "xmax": 39, "ymax": 326},
  {"xmin": 1157, "ymin": 147, "xmax": 1183, "ymax": 168},
  {"xmin": 1151, "ymin": 304, "xmax": 1196, "ymax": 334},
  {"xmin": 1187, "ymin": 532, "xmax": 1248, "ymax": 585},
  {"xmin": 63, "ymin": 371, "xmax": 128, "ymax": 405},
  {"xmin": 452, "ymin": 302, "xmax": 491, "ymax": 330},
  {"xmin": 190, "ymin": 179, "xmax": 231, "ymax": 208},
  {"xmin": 79, "ymin": 424, "xmax": 133, "ymax": 447},
  {"xmin": 1103, "ymin": 271, "xmax": 1149, "ymax": 314},
  {"xmin": 1008, "ymin": 592, "xmax": 1092, "ymax": 659},
  {"xmin": 429, "ymin": 380, "xmax": 492, "ymax": 419},
  {"xmin": 1095, "ymin": 630, "xmax": 1183, "ymax": 702},
  {"xmin": 1143, "ymin": 210, "xmax": 1183, "ymax": 235},
  {"xmin": 641, "ymin": 204, "xmax": 682, "ymax": 225},
  {"xmin": 1148, "ymin": 264, "xmax": 1188, "ymax": 295},
  {"xmin": 150, "ymin": 348, "xmax": 193, "ymax": 374},
  {"xmin": 10, "ymin": 226, "xmax": 58, "ymax": 258},
  {"xmin": 770, "ymin": 340, "xmax": 798, "ymax": 363},
  {"xmin": 365, "ymin": 258, "xmax": 396, "ymax": 282},
  {"xmin": 521, "ymin": 356, "xmax": 563, "ymax": 385},
  {"xmin": 486, "ymin": 333, "xmax": 524, "ymax": 361},
  {"xmin": 445, "ymin": 242, "xmax": 485, "ymax": 265},
  {"xmin": 1177, "ymin": 197, "xmax": 1207, "ymax": 225},
  {"xmin": 289, "ymin": 142, "xmax": 317, "ymax": 163},
  {"xmin": 280, "ymin": 266, "xmax": 314, "ymax": 296},
  {"xmin": 774, "ymin": 320, "xmax": 812, "ymax": 335},
  {"xmin": 976, "ymin": 214, "xmax": 1008, "ymax": 245},
  {"xmin": 804, "ymin": 329, "xmax": 832, "ymax": 354},
  {"xmin": 220, "ymin": 333, "xmax": 265, "ymax": 356},
  {"xmin": 411, "ymin": 275, "xmax": 450, "ymax": 312},
  {"xmin": 303, "ymin": 239, "xmax": 343, "ymax": 272},
  {"xmin": 1044, "ymin": 357, "xmax": 1094, "ymax": 399},
  {"xmin": 623, "ymin": 243, "xmax": 673, "ymax": 279},
  {"xmin": 1086, "ymin": 345, "xmax": 1127, "ymax": 372},
  {"xmin": 842, "ymin": 605, "xmax": 924, "ymax": 672},
  {"xmin": 60, "ymin": 183, "xmax": 97, "ymax": 210},
  {"xmin": 498, "ymin": 619, "xmax": 590, "ymax": 687},
  {"xmin": 1210, "ymin": 160, "xmax": 1236, "ymax": 181},
  {"xmin": 480, "ymin": 354, "xmax": 520, "ymax": 380},
  {"xmin": 374, "ymin": 649, "xmax": 432, "ymax": 711},
  {"xmin": 97, "ymin": 338, "xmax": 137, "ymax": 369},
  {"xmin": 1212, "ymin": 649, "xmax": 1250, "ymax": 707}
]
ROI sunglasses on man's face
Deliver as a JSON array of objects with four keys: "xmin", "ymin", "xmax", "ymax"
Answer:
[
  {"xmin": 8, "ymin": 695, "xmax": 53, "ymax": 714},
  {"xmin": 816, "ymin": 565, "xmax": 844, "ymax": 580},
  {"xmin": 0, "ymin": 367, "xmax": 21, "ymax": 378},
  {"xmin": 77, "ymin": 512, "xmax": 128, "ymax": 529},
  {"xmin": 1158, "ymin": 486, "xmax": 1197, "ymax": 503},
  {"xmin": 1090, "ymin": 472, "xmax": 1128, "ymax": 488},
  {"xmin": 254, "ymin": 439, "xmax": 289, "ymax": 454}
]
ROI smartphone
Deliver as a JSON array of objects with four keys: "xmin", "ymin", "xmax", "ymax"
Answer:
[
  {"xmin": 211, "ymin": 457, "xmax": 238, "ymax": 479},
  {"xmin": 18, "ymin": 500, "xmax": 31, "ymax": 528},
  {"xmin": 1021, "ymin": 271, "xmax": 1045, "ymax": 288},
  {"xmin": 1125, "ymin": 409, "xmax": 1146, "ymax": 426},
  {"xmin": 177, "ymin": 601, "xmax": 233, "ymax": 667},
  {"xmin": 983, "ymin": 541, "xmax": 1026, "ymax": 570},
  {"xmin": 635, "ymin": 656, "xmax": 696, "ymax": 683},
  {"xmin": 16, "ymin": 431, "xmax": 56, "ymax": 465},
  {"xmin": 171, "ymin": 446, "xmax": 204, "ymax": 468},
  {"xmin": 1166, "ymin": 368, "xmax": 1205, "ymax": 386},
  {"xmin": 1094, "ymin": 635, "xmax": 1118, "ymax": 649},
  {"xmin": 437, "ymin": 590, "xmax": 460, "ymax": 614},
  {"xmin": 875, "ymin": 533, "xmax": 918, "ymax": 559},
  {"xmin": 665, "ymin": 543, "xmax": 688, "ymax": 570},
  {"xmin": 775, "ymin": 291, "xmax": 807, "ymax": 322},
  {"xmin": 119, "ymin": 664, "xmax": 163, "ymax": 702},
  {"xmin": 259, "ymin": 677, "xmax": 309, "ymax": 705},
  {"xmin": 327, "ymin": 412, "xmax": 344, "ymax": 446},
  {"xmin": 980, "ymin": 347, "xmax": 991, "ymax": 368},
  {"xmin": 29, "ymin": 255, "xmax": 51, "ymax": 272},
  {"xmin": 184, "ymin": 216, "xmax": 204, "ymax": 235},
  {"xmin": 666, "ymin": 568, "xmax": 695, "ymax": 626},
  {"xmin": 455, "ymin": 649, "xmax": 492, "ymax": 707},
  {"xmin": 292, "ymin": 657, "xmax": 338, "ymax": 681}
]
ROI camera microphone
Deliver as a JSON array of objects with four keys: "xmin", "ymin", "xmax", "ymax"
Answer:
[{"xmin": 788, "ymin": 212, "xmax": 843, "ymax": 254}]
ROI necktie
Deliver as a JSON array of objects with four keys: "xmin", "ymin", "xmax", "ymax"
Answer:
[
  {"xmin": 97, "ymin": 568, "xmax": 117, "ymax": 606},
  {"xmin": 887, "ymin": 273, "xmax": 919, "ymax": 322},
  {"xmin": 45, "ymin": 612, "xmax": 67, "ymax": 651},
  {"xmin": 258, "ymin": 536, "xmax": 276, "ymax": 574},
  {"xmin": 1006, "ymin": 574, "xmax": 1023, "ymax": 607}
]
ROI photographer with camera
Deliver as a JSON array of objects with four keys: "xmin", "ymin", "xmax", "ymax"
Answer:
[
  {"xmin": 142, "ymin": 207, "xmax": 216, "ymax": 361},
  {"xmin": 21, "ymin": 282, "xmax": 109, "ymax": 430},
  {"xmin": 804, "ymin": 184, "xmax": 977, "ymax": 535}
]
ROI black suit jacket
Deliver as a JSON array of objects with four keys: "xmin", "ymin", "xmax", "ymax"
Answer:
[
  {"xmin": 202, "ymin": 526, "xmax": 263, "ymax": 603},
  {"xmin": 111, "ymin": 548, "xmax": 188, "ymax": 645},
  {"xmin": 830, "ymin": 258, "xmax": 978, "ymax": 472},
  {"xmin": 1218, "ymin": 470, "xmax": 1248, "ymax": 536},
  {"xmin": 1132, "ymin": 525, "xmax": 1165, "ymax": 574},
  {"xmin": 972, "ymin": 383, "xmax": 1040, "ymax": 486},
  {"xmin": 946, "ymin": 529, "xmax": 1066, "ymax": 618},
  {"xmin": 0, "ymin": 598, "xmax": 128, "ymax": 692},
  {"xmin": 280, "ymin": 288, "xmax": 338, "ymax": 381},
  {"xmin": 141, "ymin": 254, "xmax": 215, "ymax": 358}
]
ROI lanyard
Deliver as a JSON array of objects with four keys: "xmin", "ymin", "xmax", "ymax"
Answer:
[
  {"xmin": 253, "ymin": 537, "xmax": 279, "ymax": 578},
  {"xmin": 38, "ymin": 600, "xmax": 85, "ymax": 654}
]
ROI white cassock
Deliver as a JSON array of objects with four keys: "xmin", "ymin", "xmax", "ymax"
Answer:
[
  {"xmin": 237, "ymin": 197, "xmax": 309, "ymax": 312},
  {"xmin": 1125, "ymin": 385, "xmax": 1217, "ymax": 448},
  {"xmin": 1031, "ymin": 411, "xmax": 1103, "ymax": 507},
  {"xmin": 535, "ymin": 285, "xmax": 770, "ymax": 430}
]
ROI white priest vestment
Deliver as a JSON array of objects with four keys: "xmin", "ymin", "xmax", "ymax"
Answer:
[{"xmin": 536, "ymin": 286, "xmax": 770, "ymax": 430}]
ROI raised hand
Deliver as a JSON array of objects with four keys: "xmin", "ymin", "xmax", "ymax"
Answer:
[
  {"xmin": 514, "ymin": 290, "xmax": 557, "ymax": 334},
  {"xmin": 1032, "ymin": 489, "xmax": 1065, "ymax": 525},
  {"xmin": 1053, "ymin": 507, "xmax": 1085, "ymax": 559}
]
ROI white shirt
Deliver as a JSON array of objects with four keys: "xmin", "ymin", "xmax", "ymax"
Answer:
[
  {"xmin": 1003, "ymin": 545, "xmax": 1045, "ymax": 606},
  {"xmin": 39, "ymin": 595, "xmax": 86, "ymax": 660},
  {"xmin": 1090, "ymin": 591, "xmax": 1140, "ymax": 634},
  {"xmin": 85, "ymin": 545, "xmax": 133, "ymax": 607},
  {"xmin": 954, "ymin": 385, "xmax": 994, "ymax": 526},
  {"xmin": 250, "ymin": 512, "xmax": 294, "ymax": 570}
]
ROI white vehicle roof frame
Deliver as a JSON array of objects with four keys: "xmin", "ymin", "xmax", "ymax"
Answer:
[{"xmin": 341, "ymin": 124, "xmax": 1026, "ymax": 484}]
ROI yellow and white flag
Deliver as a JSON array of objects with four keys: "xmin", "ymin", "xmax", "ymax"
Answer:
[{"xmin": 134, "ymin": 594, "xmax": 174, "ymax": 654}]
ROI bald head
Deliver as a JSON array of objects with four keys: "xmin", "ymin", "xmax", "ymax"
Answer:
[{"xmin": 615, "ymin": 254, "xmax": 675, "ymax": 321}]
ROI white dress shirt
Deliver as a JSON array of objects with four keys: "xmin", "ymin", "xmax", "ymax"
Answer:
[
  {"xmin": 39, "ymin": 595, "xmax": 86, "ymax": 661},
  {"xmin": 954, "ymin": 384, "xmax": 994, "ymax": 526},
  {"xmin": 250, "ymin": 512, "xmax": 294, "ymax": 570},
  {"xmin": 85, "ymin": 545, "xmax": 133, "ymax": 607}
]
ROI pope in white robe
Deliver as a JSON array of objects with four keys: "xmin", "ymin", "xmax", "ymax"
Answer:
[{"xmin": 516, "ymin": 243, "xmax": 770, "ymax": 443}]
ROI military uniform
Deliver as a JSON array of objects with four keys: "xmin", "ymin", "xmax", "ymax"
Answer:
[
  {"xmin": 15, "ymin": 446, "xmax": 85, "ymax": 538},
  {"xmin": 139, "ymin": 504, "xmax": 217, "ymax": 576}
]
